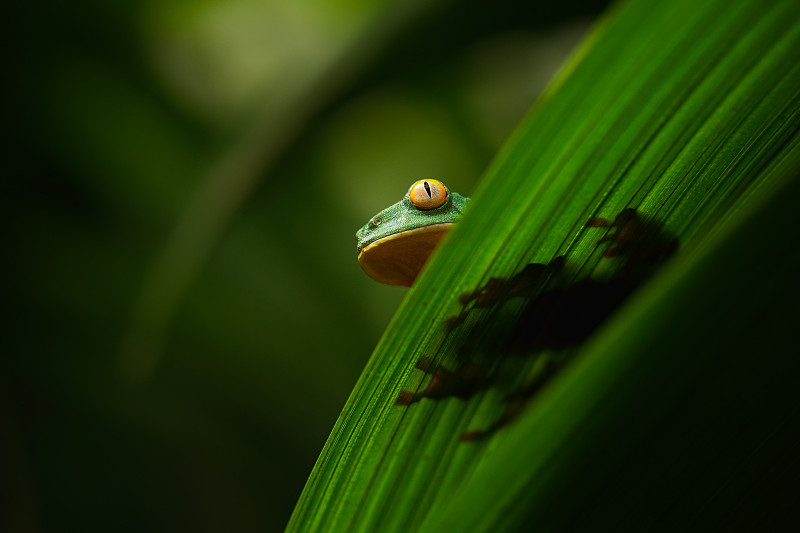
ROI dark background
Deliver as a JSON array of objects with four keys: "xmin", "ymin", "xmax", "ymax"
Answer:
[{"xmin": 5, "ymin": 0, "xmax": 608, "ymax": 530}]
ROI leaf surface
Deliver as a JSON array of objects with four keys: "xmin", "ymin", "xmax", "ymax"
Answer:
[{"xmin": 288, "ymin": 0, "xmax": 800, "ymax": 530}]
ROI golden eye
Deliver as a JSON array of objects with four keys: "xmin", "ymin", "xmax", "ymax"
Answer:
[{"xmin": 409, "ymin": 179, "xmax": 448, "ymax": 210}]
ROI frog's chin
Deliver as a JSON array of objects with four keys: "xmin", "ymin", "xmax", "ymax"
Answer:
[{"xmin": 357, "ymin": 223, "xmax": 454, "ymax": 287}]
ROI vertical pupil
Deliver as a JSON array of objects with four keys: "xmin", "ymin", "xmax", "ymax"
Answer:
[{"xmin": 423, "ymin": 181, "xmax": 432, "ymax": 198}]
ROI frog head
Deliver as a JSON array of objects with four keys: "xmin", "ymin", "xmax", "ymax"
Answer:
[{"xmin": 356, "ymin": 179, "xmax": 470, "ymax": 286}]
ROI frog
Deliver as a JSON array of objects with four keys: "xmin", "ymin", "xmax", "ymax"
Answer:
[{"xmin": 356, "ymin": 179, "xmax": 470, "ymax": 286}]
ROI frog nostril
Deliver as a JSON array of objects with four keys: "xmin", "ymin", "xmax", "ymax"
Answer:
[{"xmin": 372, "ymin": 218, "xmax": 381, "ymax": 225}]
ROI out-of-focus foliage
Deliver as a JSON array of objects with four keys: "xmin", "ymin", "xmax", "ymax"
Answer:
[{"xmin": 4, "ymin": 0, "xmax": 607, "ymax": 530}]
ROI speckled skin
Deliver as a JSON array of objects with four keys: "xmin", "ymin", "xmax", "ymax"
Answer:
[
  {"xmin": 356, "ymin": 184, "xmax": 469, "ymax": 253},
  {"xmin": 356, "ymin": 182, "xmax": 469, "ymax": 286}
]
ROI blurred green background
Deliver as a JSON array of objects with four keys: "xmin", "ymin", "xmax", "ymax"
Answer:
[{"xmin": 5, "ymin": 0, "xmax": 608, "ymax": 530}]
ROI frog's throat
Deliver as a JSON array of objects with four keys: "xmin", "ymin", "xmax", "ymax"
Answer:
[{"xmin": 357, "ymin": 223, "xmax": 454, "ymax": 287}]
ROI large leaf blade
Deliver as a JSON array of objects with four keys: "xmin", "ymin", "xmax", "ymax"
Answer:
[
  {"xmin": 424, "ymin": 146, "xmax": 800, "ymax": 531},
  {"xmin": 289, "ymin": 0, "xmax": 800, "ymax": 530}
]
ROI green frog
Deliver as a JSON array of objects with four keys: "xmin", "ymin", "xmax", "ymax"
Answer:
[{"xmin": 356, "ymin": 179, "xmax": 470, "ymax": 286}]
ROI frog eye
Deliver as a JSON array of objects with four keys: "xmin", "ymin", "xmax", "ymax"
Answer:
[{"xmin": 409, "ymin": 179, "xmax": 448, "ymax": 210}]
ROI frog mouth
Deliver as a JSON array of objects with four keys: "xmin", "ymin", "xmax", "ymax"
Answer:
[
  {"xmin": 357, "ymin": 223, "xmax": 453, "ymax": 254},
  {"xmin": 357, "ymin": 223, "xmax": 455, "ymax": 286}
]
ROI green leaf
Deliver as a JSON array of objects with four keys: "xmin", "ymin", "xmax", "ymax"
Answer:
[
  {"xmin": 288, "ymin": 0, "xmax": 800, "ymax": 530},
  {"xmin": 422, "ymin": 145, "xmax": 800, "ymax": 532}
]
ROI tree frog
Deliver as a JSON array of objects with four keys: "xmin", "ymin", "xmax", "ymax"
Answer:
[{"xmin": 356, "ymin": 179, "xmax": 470, "ymax": 286}]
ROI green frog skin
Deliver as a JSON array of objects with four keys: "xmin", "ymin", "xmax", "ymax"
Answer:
[{"xmin": 356, "ymin": 179, "xmax": 470, "ymax": 286}]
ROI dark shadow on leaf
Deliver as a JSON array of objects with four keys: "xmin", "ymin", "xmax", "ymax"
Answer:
[{"xmin": 397, "ymin": 208, "xmax": 678, "ymax": 440}]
